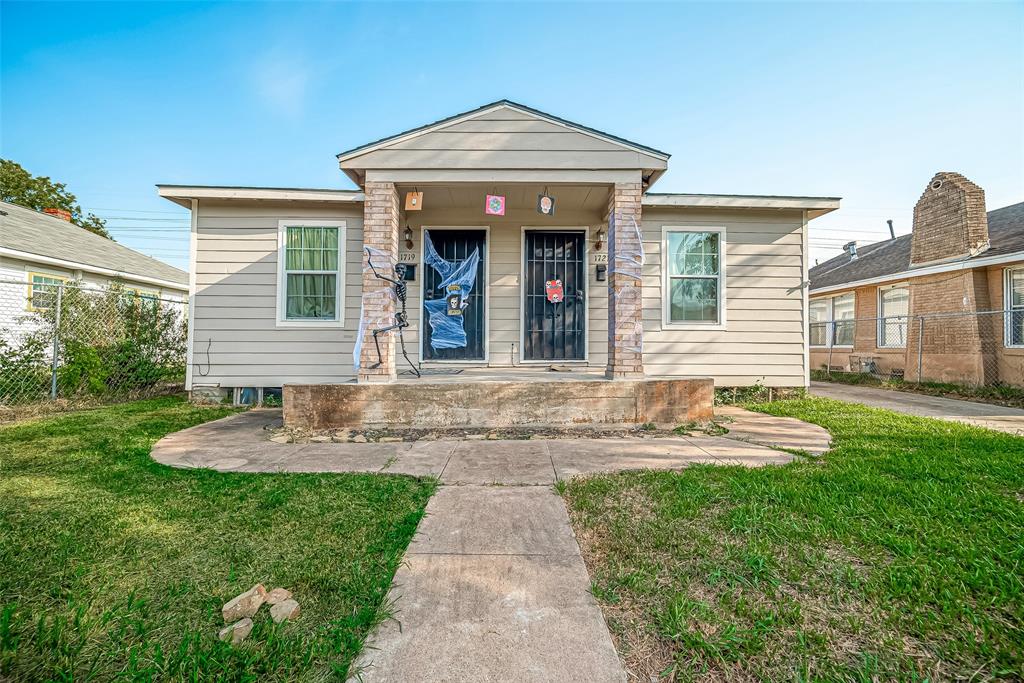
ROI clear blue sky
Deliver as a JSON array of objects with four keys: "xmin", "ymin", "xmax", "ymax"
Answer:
[{"xmin": 2, "ymin": 1, "xmax": 1022, "ymax": 271}]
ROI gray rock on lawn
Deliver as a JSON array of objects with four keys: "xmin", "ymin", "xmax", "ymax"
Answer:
[
  {"xmin": 222, "ymin": 584, "xmax": 267, "ymax": 623},
  {"xmin": 352, "ymin": 434, "xmax": 368, "ymax": 443},
  {"xmin": 218, "ymin": 617, "xmax": 253, "ymax": 645},
  {"xmin": 266, "ymin": 587, "xmax": 292, "ymax": 605},
  {"xmin": 270, "ymin": 598, "xmax": 301, "ymax": 623}
]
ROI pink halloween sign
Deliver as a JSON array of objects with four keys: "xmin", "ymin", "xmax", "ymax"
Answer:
[{"xmin": 485, "ymin": 194, "xmax": 506, "ymax": 216}]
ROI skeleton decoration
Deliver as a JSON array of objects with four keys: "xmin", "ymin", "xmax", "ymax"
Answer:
[{"xmin": 361, "ymin": 247, "xmax": 420, "ymax": 378}]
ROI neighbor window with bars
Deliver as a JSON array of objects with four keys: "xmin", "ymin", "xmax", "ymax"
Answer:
[
  {"xmin": 664, "ymin": 228, "xmax": 725, "ymax": 326},
  {"xmin": 809, "ymin": 293, "xmax": 855, "ymax": 347},
  {"xmin": 1005, "ymin": 268, "xmax": 1024, "ymax": 347},
  {"xmin": 878, "ymin": 285, "xmax": 909, "ymax": 348},
  {"xmin": 277, "ymin": 222, "xmax": 345, "ymax": 324}
]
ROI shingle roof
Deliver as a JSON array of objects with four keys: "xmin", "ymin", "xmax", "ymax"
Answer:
[
  {"xmin": 0, "ymin": 201, "xmax": 188, "ymax": 287},
  {"xmin": 809, "ymin": 201, "xmax": 1024, "ymax": 292}
]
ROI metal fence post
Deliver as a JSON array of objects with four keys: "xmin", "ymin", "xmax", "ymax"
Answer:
[
  {"xmin": 50, "ymin": 285, "xmax": 63, "ymax": 400},
  {"xmin": 916, "ymin": 315, "xmax": 924, "ymax": 384},
  {"xmin": 826, "ymin": 322, "xmax": 834, "ymax": 376}
]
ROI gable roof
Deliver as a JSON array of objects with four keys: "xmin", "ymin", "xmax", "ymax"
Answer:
[
  {"xmin": 0, "ymin": 201, "xmax": 188, "ymax": 289},
  {"xmin": 809, "ymin": 201, "xmax": 1024, "ymax": 293},
  {"xmin": 336, "ymin": 99, "xmax": 671, "ymax": 162}
]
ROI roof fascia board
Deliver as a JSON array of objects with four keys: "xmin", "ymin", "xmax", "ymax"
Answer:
[
  {"xmin": 337, "ymin": 101, "xmax": 670, "ymax": 166},
  {"xmin": 157, "ymin": 186, "xmax": 364, "ymax": 203},
  {"xmin": 0, "ymin": 246, "xmax": 188, "ymax": 290},
  {"xmin": 643, "ymin": 194, "xmax": 840, "ymax": 213},
  {"xmin": 810, "ymin": 250, "xmax": 1024, "ymax": 295},
  {"xmin": 363, "ymin": 169, "xmax": 643, "ymax": 184}
]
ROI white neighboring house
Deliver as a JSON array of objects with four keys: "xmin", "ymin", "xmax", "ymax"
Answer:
[{"xmin": 0, "ymin": 200, "xmax": 188, "ymax": 333}]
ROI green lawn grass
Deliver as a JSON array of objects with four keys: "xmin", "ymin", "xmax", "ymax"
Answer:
[
  {"xmin": 0, "ymin": 397, "xmax": 434, "ymax": 681},
  {"xmin": 563, "ymin": 398, "xmax": 1024, "ymax": 681}
]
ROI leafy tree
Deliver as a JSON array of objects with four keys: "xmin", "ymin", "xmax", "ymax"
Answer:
[{"xmin": 0, "ymin": 159, "xmax": 112, "ymax": 239}]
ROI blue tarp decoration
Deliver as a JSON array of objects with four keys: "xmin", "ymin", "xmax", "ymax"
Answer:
[{"xmin": 423, "ymin": 230, "xmax": 480, "ymax": 350}]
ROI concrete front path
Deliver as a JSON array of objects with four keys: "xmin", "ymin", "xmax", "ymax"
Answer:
[
  {"xmin": 151, "ymin": 408, "xmax": 826, "ymax": 682},
  {"xmin": 810, "ymin": 381, "xmax": 1024, "ymax": 435},
  {"xmin": 351, "ymin": 485, "xmax": 625, "ymax": 682}
]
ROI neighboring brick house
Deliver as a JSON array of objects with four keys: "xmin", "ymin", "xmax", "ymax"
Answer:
[{"xmin": 808, "ymin": 172, "xmax": 1024, "ymax": 385}]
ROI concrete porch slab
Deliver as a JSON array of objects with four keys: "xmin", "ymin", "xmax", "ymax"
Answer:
[{"xmin": 285, "ymin": 375, "xmax": 714, "ymax": 430}]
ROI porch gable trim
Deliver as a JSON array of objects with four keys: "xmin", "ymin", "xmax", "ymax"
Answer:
[{"xmin": 336, "ymin": 100, "xmax": 671, "ymax": 165}]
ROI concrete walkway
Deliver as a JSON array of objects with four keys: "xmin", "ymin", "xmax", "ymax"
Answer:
[
  {"xmin": 810, "ymin": 381, "xmax": 1024, "ymax": 435},
  {"xmin": 351, "ymin": 485, "xmax": 625, "ymax": 682},
  {"xmin": 152, "ymin": 409, "xmax": 806, "ymax": 480},
  {"xmin": 151, "ymin": 408, "xmax": 828, "ymax": 682}
]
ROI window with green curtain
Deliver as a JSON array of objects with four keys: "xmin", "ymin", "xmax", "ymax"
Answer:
[
  {"xmin": 284, "ymin": 226, "xmax": 340, "ymax": 320},
  {"xmin": 666, "ymin": 230, "xmax": 722, "ymax": 323}
]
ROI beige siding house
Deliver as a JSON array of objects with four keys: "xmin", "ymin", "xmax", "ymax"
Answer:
[{"xmin": 159, "ymin": 101, "xmax": 838, "ymax": 401}]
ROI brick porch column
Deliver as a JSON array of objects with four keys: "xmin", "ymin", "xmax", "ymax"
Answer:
[
  {"xmin": 358, "ymin": 181, "xmax": 401, "ymax": 383},
  {"xmin": 606, "ymin": 182, "xmax": 644, "ymax": 379}
]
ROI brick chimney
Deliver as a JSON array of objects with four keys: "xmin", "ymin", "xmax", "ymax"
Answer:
[
  {"xmin": 910, "ymin": 172, "xmax": 988, "ymax": 267},
  {"xmin": 43, "ymin": 208, "xmax": 72, "ymax": 222}
]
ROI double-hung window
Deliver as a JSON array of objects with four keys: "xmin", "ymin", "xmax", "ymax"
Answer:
[
  {"xmin": 832, "ymin": 293, "xmax": 855, "ymax": 346},
  {"xmin": 809, "ymin": 299, "xmax": 830, "ymax": 347},
  {"xmin": 277, "ymin": 221, "xmax": 346, "ymax": 326},
  {"xmin": 663, "ymin": 227, "xmax": 725, "ymax": 327},
  {"xmin": 878, "ymin": 284, "xmax": 909, "ymax": 348},
  {"xmin": 27, "ymin": 272, "xmax": 68, "ymax": 311},
  {"xmin": 809, "ymin": 293, "xmax": 855, "ymax": 347},
  {"xmin": 1004, "ymin": 268, "xmax": 1024, "ymax": 347}
]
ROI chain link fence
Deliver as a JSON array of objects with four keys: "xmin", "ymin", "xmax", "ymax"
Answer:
[
  {"xmin": 811, "ymin": 309, "xmax": 1024, "ymax": 390},
  {"xmin": 0, "ymin": 278, "xmax": 187, "ymax": 420}
]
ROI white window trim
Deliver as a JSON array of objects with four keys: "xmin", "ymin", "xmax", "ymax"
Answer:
[
  {"xmin": 810, "ymin": 293, "xmax": 855, "ymax": 348},
  {"xmin": 276, "ymin": 220, "xmax": 347, "ymax": 328},
  {"xmin": 1003, "ymin": 267, "xmax": 1024, "ymax": 348},
  {"xmin": 661, "ymin": 225, "xmax": 727, "ymax": 330},
  {"xmin": 877, "ymin": 282, "xmax": 910, "ymax": 348},
  {"xmin": 809, "ymin": 297, "xmax": 831, "ymax": 348}
]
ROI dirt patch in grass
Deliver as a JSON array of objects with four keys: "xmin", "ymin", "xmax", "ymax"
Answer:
[{"xmin": 562, "ymin": 398, "xmax": 1024, "ymax": 681}]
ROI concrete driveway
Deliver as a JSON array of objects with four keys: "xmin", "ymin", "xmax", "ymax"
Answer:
[{"xmin": 810, "ymin": 381, "xmax": 1024, "ymax": 435}]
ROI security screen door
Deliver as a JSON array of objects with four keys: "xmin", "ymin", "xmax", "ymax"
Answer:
[{"xmin": 523, "ymin": 231, "xmax": 586, "ymax": 361}]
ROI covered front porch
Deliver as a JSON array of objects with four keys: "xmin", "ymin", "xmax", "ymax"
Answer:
[{"xmin": 355, "ymin": 179, "xmax": 645, "ymax": 382}]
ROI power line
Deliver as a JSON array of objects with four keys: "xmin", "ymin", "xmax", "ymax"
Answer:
[{"xmin": 101, "ymin": 216, "xmax": 191, "ymax": 222}]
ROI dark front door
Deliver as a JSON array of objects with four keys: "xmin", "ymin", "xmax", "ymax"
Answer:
[
  {"xmin": 422, "ymin": 229, "xmax": 486, "ymax": 361},
  {"xmin": 524, "ymin": 231, "xmax": 586, "ymax": 361}
]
